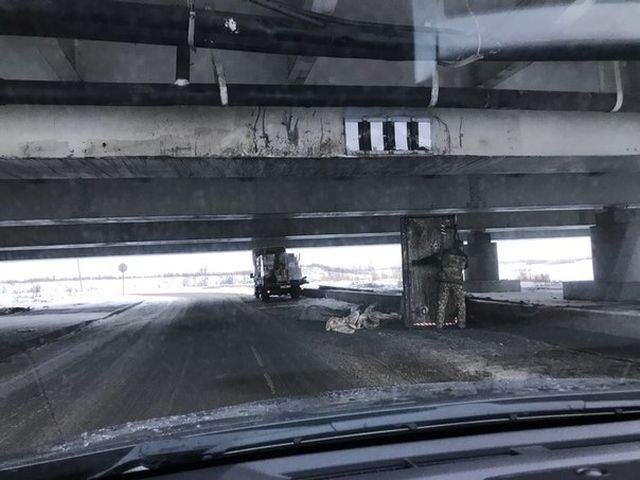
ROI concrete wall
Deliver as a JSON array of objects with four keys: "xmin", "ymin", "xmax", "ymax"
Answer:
[
  {"xmin": 0, "ymin": 37, "xmax": 78, "ymax": 81},
  {"xmin": 495, "ymin": 62, "xmax": 616, "ymax": 93},
  {"xmin": 563, "ymin": 281, "xmax": 640, "ymax": 302},
  {"xmin": 305, "ymin": 58, "xmax": 429, "ymax": 86},
  {"xmin": 190, "ymin": 49, "xmax": 290, "ymax": 85},
  {"xmin": 2, "ymin": 105, "xmax": 640, "ymax": 158},
  {"xmin": 75, "ymin": 41, "xmax": 175, "ymax": 83}
]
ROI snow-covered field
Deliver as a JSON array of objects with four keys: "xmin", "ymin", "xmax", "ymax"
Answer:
[
  {"xmin": 0, "ymin": 271, "xmax": 398, "ymax": 309},
  {"xmin": 0, "ymin": 277, "xmax": 254, "ymax": 308}
]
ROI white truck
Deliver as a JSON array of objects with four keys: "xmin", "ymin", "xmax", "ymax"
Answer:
[{"xmin": 251, "ymin": 247, "xmax": 307, "ymax": 302}]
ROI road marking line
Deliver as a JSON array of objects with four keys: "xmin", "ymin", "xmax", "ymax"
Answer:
[
  {"xmin": 263, "ymin": 372, "xmax": 277, "ymax": 395},
  {"xmin": 250, "ymin": 345, "xmax": 264, "ymax": 368},
  {"xmin": 251, "ymin": 344, "xmax": 275, "ymax": 395}
]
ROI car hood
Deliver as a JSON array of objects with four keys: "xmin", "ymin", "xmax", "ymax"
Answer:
[{"xmin": 8, "ymin": 377, "xmax": 640, "ymax": 468}]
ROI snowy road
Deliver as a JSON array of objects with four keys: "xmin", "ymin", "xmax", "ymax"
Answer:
[{"xmin": 1, "ymin": 293, "xmax": 640, "ymax": 460}]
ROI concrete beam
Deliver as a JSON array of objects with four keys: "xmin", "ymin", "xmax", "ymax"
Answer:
[
  {"xmin": 0, "ymin": 212, "xmax": 598, "ymax": 248},
  {"xmin": 0, "ymin": 209, "xmax": 599, "ymax": 229},
  {"xmin": 0, "ymin": 234, "xmax": 400, "ymax": 261},
  {"xmin": 485, "ymin": 228, "xmax": 591, "ymax": 240},
  {"xmin": 459, "ymin": 210, "xmax": 597, "ymax": 232},
  {"xmin": 0, "ymin": 227, "xmax": 595, "ymax": 261},
  {"xmin": 0, "ymin": 217, "xmax": 400, "ymax": 248},
  {"xmin": 2, "ymin": 155, "xmax": 640, "ymax": 180},
  {"xmin": 1, "ymin": 174, "xmax": 638, "ymax": 226},
  {"xmin": 0, "ymin": 207, "xmax": 599, "ymax": 262},
  {"xmin": 3, "ymin": 106, "xmax": 640, "ymax": 159}
]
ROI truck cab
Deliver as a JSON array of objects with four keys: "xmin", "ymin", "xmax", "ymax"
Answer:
[{"xmin": 252, "ymin": 247, "xmax": 307, "ymax": 302}]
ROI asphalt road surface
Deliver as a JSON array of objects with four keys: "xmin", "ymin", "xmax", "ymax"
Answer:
[{"xmin": 2, "ymin": 292, "xmax": 640, "ymax": 460}]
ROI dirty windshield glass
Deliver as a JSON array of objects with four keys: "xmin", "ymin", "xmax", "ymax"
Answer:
[{"xmin": 1, "ymin": 0, "xmax": 640, "ymax": 472}]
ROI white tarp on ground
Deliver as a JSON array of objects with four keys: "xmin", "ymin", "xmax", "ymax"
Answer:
[{"xmin": 325, "ymin": 305, "xmax": 400, "ymax": 334}]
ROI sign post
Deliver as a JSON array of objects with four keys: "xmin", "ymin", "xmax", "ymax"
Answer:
[{"xmin": 118, "ymin": 263, "xmax": 128, "ymax": 295}]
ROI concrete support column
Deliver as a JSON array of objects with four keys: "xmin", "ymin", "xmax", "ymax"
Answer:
[
  {"xmin": 464, "ymin": 231, "xmax": 521, "ymax": 293},
  {"xmin": 401, "ymin": 216, "xmax": 457, "ymax": 327},
  {"xmin": 564, "ymin": 208, "xmax": 640, "ymax": 301},
  {"xmin": 465, "ymin": 231, "xmax": 499, "ymax": 282},
  {"xmin": 591, "ymin": 210, "xmax": 640, "ymax": 283}
]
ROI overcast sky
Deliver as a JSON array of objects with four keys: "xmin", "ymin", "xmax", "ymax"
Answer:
[{"xmin": 0, "ymin": 237, "xmax": 593, "ymax": 283}]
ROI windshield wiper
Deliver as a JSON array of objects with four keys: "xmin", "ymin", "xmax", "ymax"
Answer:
[
  {"xmin": 88, "ymin": 391, "xmax": 640, "ymax": 478},
  {"xmin": 89, "ymin": 423, "xmax": 337, "ymax": 478}
]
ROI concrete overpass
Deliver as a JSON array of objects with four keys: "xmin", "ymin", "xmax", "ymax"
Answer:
[{"xmin": 0, "ymin": 0, "xmax": 639, "ymax": 302}]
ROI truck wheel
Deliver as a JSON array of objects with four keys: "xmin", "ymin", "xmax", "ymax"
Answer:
[
  {"xmin": 290, "ymin": 287, "xmax": 301, "ymax": 300},
  {"xmin": 260, "ymin": 289, "xmax": 270, "ymax": 302}
]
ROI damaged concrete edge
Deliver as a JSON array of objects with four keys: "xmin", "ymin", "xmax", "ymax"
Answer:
[{"xmin": 302, "ymin": 287, "xmax": 402, "ymax": 313}]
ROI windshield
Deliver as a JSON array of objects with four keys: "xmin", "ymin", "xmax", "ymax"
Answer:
[{"xmin": 2, "ymin": 0, "xmax": 640, "ymax": 471}]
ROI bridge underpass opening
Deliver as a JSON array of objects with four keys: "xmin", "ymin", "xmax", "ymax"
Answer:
[
  {"xmin": 0, "ymin": 238, "xmax": 595, "ymax": 307},
  {"xmin": 0, "ymin": 245, "xmax": 404, "ymax": 304}
]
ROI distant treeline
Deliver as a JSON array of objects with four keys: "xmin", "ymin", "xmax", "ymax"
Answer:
[
  {"xmin": 2, "ymin": 263, "xmax": 401, "ymax": 285},
  {"xmin": 1, "ymin": 270, "xmax": 252, "ymax": 285},
  {"xmin": 302, "ymin": 263, "xmax": 401, "ymax": 275}
]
